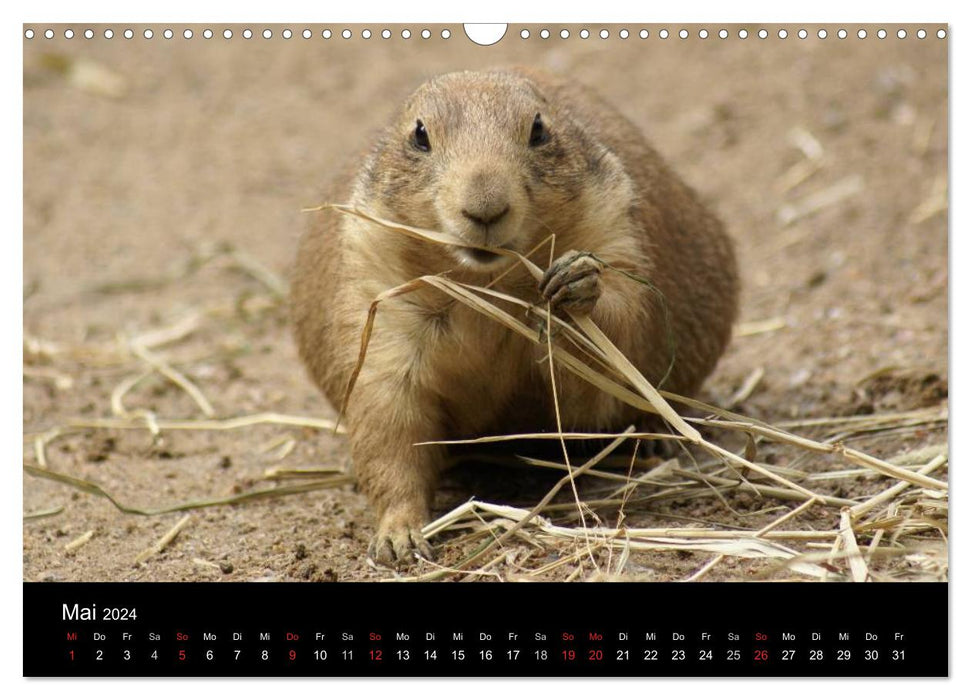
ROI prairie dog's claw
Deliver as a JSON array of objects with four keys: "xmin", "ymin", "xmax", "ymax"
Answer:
[
  {"xmin": 368, "ymin": 506, "xmax": 434, "ymax": 569},
  {"xmin": 539, "ymin": 250, "xmax": 604, "ymax": 316}
]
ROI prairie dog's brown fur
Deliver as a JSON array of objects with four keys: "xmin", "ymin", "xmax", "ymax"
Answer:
[{"xmin": 292, "ymin": 68, "xmax": 738, "ymax": 567}]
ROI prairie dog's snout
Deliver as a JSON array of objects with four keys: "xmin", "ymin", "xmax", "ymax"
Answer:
[
  {"xmin": 442, "ymin": 162, "xmax": 526, "ymax": 266},
  {"xmin": 460, "ymin": 169, "xmax": 511, "ymax": 228}
]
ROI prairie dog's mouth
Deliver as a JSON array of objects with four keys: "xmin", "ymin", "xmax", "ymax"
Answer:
[{"xmin": 455, "ymin": 246, "xmax": 507, "ymax": 268}]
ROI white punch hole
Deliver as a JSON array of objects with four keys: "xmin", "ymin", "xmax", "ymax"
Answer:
[{"xmin": 464, "ymin": 24, "xmax": 505, "ymax": 45}]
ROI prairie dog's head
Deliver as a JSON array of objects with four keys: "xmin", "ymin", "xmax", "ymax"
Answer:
[{"xmin": 358, "ymin": 70, "xmax": 614, "ymax": 270}]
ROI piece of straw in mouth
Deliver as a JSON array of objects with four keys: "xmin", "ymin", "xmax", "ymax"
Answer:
[{"xmin": 324, "ymin": 203, "xmax": 698, "ymax": 440}]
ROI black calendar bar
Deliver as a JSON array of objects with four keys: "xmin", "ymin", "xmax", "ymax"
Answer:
[{"xmin": 23, "ymin": 582, "xmax": 947, "ymax": 677}]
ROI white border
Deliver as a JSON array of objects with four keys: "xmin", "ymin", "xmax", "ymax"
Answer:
[
  {"xmin": 7, "ymin": 0, "xmax": 960, "ymax": 22},
  {"xmin": 7, "ymin": 0, "xmax": 964, "ymax": 698}
]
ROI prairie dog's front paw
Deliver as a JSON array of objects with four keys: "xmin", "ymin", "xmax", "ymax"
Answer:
[
  {"xmin": 368, "ymin": 504, "xmax": 434, "ymax": 569},
  {"xmin": 539, "ymin": 250, "xmax": 604, "ymax": 316}
]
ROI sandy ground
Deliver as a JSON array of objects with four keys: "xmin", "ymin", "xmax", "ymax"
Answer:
[{"xmin": 23, "ymin": 24, "xmax": 948, "ymax": 582}]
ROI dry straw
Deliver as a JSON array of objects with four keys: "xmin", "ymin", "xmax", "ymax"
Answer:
[{"xmin": 23, "ymin": 206, "xmax": 948, "ymax": 582}]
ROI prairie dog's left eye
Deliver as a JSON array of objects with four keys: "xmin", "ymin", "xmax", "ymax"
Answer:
[
  {"xmin": 528, "ymin": 113, "xmax": 549, "ymax": 147},
  {"xmin": 413, "ymin": 119, "xmax": 431, "ymax": 152}
]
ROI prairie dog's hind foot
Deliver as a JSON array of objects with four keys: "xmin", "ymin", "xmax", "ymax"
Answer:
[{"xmin": 539, "ymin": 250, "xmax": 604, "ymax": 316}]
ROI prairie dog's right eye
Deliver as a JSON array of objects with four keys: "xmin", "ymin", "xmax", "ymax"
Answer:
[
  {"xmin": 413, "ymin": 119, "xmax": 431, "ymax": 152},
  {"xmin": 528, "ymin": 113, "xmax": 550, "ymax": 148}
]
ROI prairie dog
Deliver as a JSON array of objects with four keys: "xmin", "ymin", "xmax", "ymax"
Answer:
[{"xmin": 292, "ymin": 68, "xmax": 738, "ymax": 567}]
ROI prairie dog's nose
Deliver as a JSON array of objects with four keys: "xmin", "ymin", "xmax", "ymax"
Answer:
[
  {"xmin": 462, "ymin": 203, "xmax": 510, "ymax": 226},
  {"xmin": 461, "ymin": 170, "xmax": 511, "ymax": 226}
]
